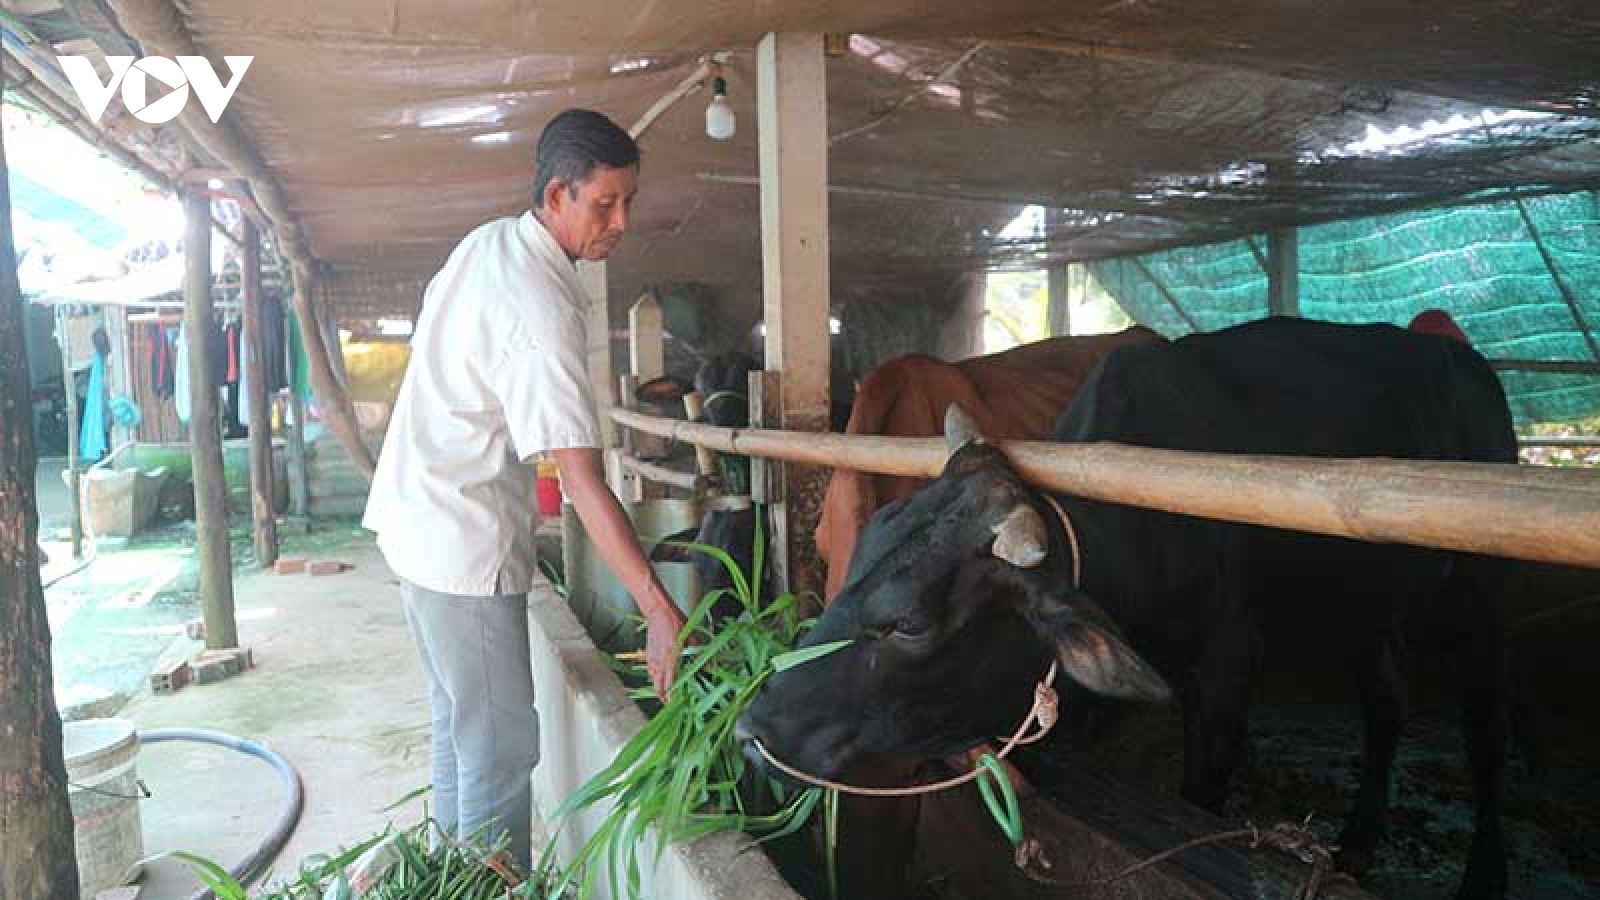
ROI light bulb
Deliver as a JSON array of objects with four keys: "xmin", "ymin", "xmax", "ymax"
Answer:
[{"xmin": 705, "ymin": 76, "xmax": 736, "ymax": 140}]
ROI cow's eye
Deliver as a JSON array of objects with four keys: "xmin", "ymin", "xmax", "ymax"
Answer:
[{"xmin": 891, "ymin": 616, "xmax": 931, "ymax": 638}]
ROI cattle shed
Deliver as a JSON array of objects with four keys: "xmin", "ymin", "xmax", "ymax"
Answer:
[{"xmin": 3, "ymin": 2, "xmax": 1600, "ymax": 900}]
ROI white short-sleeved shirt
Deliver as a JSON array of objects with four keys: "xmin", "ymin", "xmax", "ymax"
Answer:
[{"xmin": 362, "ymin": 211, "xmax": 601, "ymax": 596}]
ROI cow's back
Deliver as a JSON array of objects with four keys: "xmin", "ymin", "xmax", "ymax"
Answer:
[
  {"xmin": 1057, "ymin": 317, "xmax": 1514, "ymax": 463},
  {"xmin": 1056, "ymin": 316, "xmax": 1516, "ymax": 655},
  {"xmin": 816, "ymin": 327, "xmax": 1161, "ymax": 600}
]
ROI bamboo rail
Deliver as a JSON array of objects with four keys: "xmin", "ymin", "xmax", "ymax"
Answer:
[{"xmin": 610, "ymin": 408, "xmax": 1600, "ymax": 569}]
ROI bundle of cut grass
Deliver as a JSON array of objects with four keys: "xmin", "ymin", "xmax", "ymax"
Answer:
[
  {"xmin": 538, "ymin": 527, "xmax": 848, "ymax": 900},
  {"xmin": 175, "ymin": 818, "xmax": 556, "ymax": 899}
]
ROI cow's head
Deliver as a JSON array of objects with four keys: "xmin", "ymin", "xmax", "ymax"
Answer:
[
  {"xmin": 642, "ymin": 353, "xmax": 769, "ymax": 605},
  {"xmin": 739, "ymin": 404, "xmax": 1170, "ymax": 779}
]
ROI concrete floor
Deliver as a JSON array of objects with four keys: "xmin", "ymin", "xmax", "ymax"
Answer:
[{"xmin": 118, "ymin": 537, "xmax": 437, "ymax": 900}]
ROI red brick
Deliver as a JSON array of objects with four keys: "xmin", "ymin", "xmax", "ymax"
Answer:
[
  {"xmin": 308, "ymin": 559, "xmax": 352, "ymax": 576},
  {"xmin": 275, "ymin": 557, "xmax": 308, "ymax": 575}
]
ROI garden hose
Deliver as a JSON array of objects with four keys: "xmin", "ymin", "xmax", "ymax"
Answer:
[{"xmin": 140, "ymin": 727, "xmax": 304, "ymax": 900}]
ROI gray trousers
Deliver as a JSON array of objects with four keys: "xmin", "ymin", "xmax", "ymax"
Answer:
[{"xmin": 401, "ymin": 579, "xmax": 538, "ymax": 871}]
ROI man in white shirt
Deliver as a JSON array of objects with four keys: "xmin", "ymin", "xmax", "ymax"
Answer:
[{"xmin": 363, "ymin": 109, "xmax": 686, "ymax": 870}]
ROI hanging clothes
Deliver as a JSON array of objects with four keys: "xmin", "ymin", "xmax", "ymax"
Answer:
[
  {"xmin": 225, "ymin": 322, "xmax": 241, "ymax": 383},
  {"xmin": 239, "ymin": 323, "xmax": 251, "ymax": 428},
  {"xmin": 261, "ymin": 291, "xmax": 287, "ymax": 391},
  {"xmin": 80, "ymin": 353, "xmax": 108, "ymax": 463},
  {"xmin": 175, "ymin": 321, "xmax": 190, "ymax": 425},
  {"xmin": 287, "ymin": 309, "xmax": 311, "ymax": 401},
  {"xmin": 147, "ymin": 323, "xmax": 176, "ymax": 399}
]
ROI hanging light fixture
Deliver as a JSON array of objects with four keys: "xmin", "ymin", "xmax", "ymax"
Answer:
[{"xmin": 705, "ymin": 74, "xmax": 735, "ymax": 140}]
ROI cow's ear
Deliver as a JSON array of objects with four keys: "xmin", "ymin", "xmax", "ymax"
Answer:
[
  {"xmin": 944, "ymin": 404, "xmax": 987, "ymax": 453},
  {"xmin": 1016, "ymin": 584, "xmax": 1172, "ymax": 703},
  {"xmin": 648, "ymin": 526, "xmax": 700, "ymax": 564}
]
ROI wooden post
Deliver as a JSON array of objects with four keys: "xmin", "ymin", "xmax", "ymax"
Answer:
[
  {"xmin": 629, "ymin": 292, "xmax": 667, "ymax": 464},
  {"xmin": 241, "ymin": 219, "xmax": 277, "ymax": 567},
  {"xmin": 577, "ymin": 260, "xmax": 616, "ymax": 453},
  {"xmin": 758, "ymin": 31, "xmax": 832, "ymax": 599},
  {"xmin": 1267, "ymin": 226, "xmax": 1300, "ymax": 317},
  {"xmin": 183, "ymin": 190, "xmax": 237, "ymax": 649},
  {"xmin": 1047, "ymin": 266, "xmax": 1072, "ymax": 337},
  {"xmin": 611, "ymin": 374, "xmax": 644, "ymax": 503},
  {"xmin": 628, "ymin": 292, "xmax": 664, "ymax": 381},
  {"xmin": 56, "ymin": 306, "xmax": 83, "ymax": 558},
  {"xmin": 0, "ymin": 80, "xmax": 81, "ymax": 896},
  {"xmin": 681, "ymin": 392, "xmax": 718, "ymax": 477}
]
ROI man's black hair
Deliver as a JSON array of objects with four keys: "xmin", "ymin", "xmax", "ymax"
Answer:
[{"xmin": 533, "ymin": 109, "xmax": 639, "ymax": 208}]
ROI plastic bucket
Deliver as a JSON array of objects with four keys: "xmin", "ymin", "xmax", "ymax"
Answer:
[
  {"xmin": 536, "ymin": 460, "xmax": 562, "ymax": 517},
  {"xmin": 63, "ymin": 718, "xmax": 145, "ymax": 899}
]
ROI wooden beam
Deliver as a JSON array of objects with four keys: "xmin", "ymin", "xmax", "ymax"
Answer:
[
  {"xmin": 241, "ymin": 218, "xmax": 277, "ymax": 568},
  {"xmin": 758, "ymin": 31, "xmax": 832, "ymax": 598},
  {"xmin": 609, "ymin": 409, "xmax": 1600, "ymax": 569},
  {"xmin": 1266, "ymin": 226, "xmax": 1300, "ymax": 317},
  {"xmin": 183, "ymin": 190, "xmax": 237, "ymax": 649},
  {"xmin": 286, "ymin": 262, "xmax": 375, "ymax": 479}
]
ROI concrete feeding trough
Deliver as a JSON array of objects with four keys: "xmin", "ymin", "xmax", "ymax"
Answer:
[{"xmin": 529, "ymin": 571, "xmax": 801, "ymax": 900}]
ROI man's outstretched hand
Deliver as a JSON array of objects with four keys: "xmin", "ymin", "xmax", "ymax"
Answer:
[{"xmin": 643, "ymin": 605, "xmax": 688, "ymax": 702}]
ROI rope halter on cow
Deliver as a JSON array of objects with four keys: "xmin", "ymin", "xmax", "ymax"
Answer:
[{"xmin": 751, "ymin": 491, "xmax": 1082, "ymax": 799}]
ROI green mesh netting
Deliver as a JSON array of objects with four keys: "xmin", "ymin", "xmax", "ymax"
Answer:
[{"xmin": 1088, "ymin": 189, "xmax": 1600, "ymax": 425}]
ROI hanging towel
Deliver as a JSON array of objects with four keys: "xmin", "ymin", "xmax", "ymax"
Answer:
[
  {"xmin": 287, "ymin": 309, "xmax": 311, "ymax": 401},
  {"xmin": 175, "ymin": 321, "xmax": 190, "ymax": 424},
  {"xmin": 79, "ymin": 353, "xmax": 108, "ymax": 463}
]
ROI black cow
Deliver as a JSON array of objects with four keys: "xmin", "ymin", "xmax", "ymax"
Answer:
[
  {"xmin": 741, "ymin": 318, "xmax": 1515, "ymax": 900},
  {"xmin": 639, "ymin": 352, "xmax": 775, "ymax": 609}
]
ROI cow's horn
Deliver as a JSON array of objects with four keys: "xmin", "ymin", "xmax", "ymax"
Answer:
[
  {"xmin": 992, "ymin": 504, "xmax": 1048, "ymax": 568},
  {"xmin": 944, "ymin": 404, "xmax": 987, "ymax": 453}
]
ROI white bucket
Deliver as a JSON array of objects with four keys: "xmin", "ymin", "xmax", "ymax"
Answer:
[{"xmin": 63, "ymin": 718, "xmax": 145, "ymax": 899}]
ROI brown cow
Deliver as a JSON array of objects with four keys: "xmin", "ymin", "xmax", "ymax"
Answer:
[{"xmin": 816, "ymin": 326, "xmax": 1161, "ymax": 599}]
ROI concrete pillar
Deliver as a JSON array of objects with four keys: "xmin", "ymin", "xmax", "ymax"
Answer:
[
  {"xmin": 757, "ymin": 31, "xmax": 831, "ymax": 598},
  {"xmin": 1267, "ymin": 226, "xmax": 1300, "ymax": 317}
]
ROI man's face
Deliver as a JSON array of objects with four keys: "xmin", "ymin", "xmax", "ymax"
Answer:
[{"xmin": 541, "ymin": 164, "xmax": 638, "ymax": 261}]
